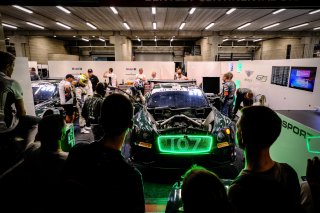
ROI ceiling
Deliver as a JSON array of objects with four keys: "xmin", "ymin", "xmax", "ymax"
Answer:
[{"xmin": 1, "ymin": 6, "xmax": 320, "ymax": 41}]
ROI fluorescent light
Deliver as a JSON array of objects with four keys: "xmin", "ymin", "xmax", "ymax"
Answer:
[
  {"xmin": 138, "ymin": 38, "xmax": 141, "ymax": 42},
  {"xmin": 253, "ymin": 39, "xmax": 262, "ymax": 42},
  {"xmin": 53, "ymin": 35, "xmax": 56, "ymax": 38},
  {"xmin": 92, "ymin": 36, "xmax": 95, "ymax": 38},
  {"xmin": 237, "ymin": 39, "xmax": 245, "ymax": 42},
  {"xmin": 99, "ymin": 38, "xmax": 105, "ymax": 42},
  {"xmin": 289, "ymin": 23, "xmax": 309, "ymax": 30},
  {"xmin": 313, "ymin": 26, "xmax": 320, "ymax": 30},
  {"xmin": 154, "ymin": 36, "xmax": 157, "ymax": 42},
  {"xmin": 205, "ymin": 22, "xmax": 214, "ymax": 30},
  {"xmin": 12, "ymin": 5, "xmax": 33, "ymax": 14},
  {"xmin": 110, "ymin": 7, "xmax": 118, "ymax": 14},
  {"xmin": 189, "ymin": 8, "xmax": 196, "ymax": 14},
  {"xmin": 222, "ymin": 39, "xmax": 229, "ymax": 42},
  {"xmin": 226, "ymin": 8, "xmax": 236, "ymax": 15},
  {"xmin": 123, "ymin": 22, "xmax": 130, "ymax": 30},
  {"xmin": 309, "ymin": 9, "xmax": 320, "ymax": 15},
  {"xmin": 152, "ymin": 7, "xmax": 156, "ymax": 14},
  {"xmin": 73, "ymin": 36, "xmax": 76, "ymax": 37},
  {"xmin": 26, "ymin": 22, "xmax": 44, "ymax": 29},
  {"xmin": 179, "ymin": 22, "xmax": 186, "ymax": 30},
  {"xmin": 153, "ymin": 22, "xmax": 157, "ymax": 30},
  {"xmin": 263, "ymin": 23, "xmax": 280, "ymax": 30},
  {"xmin": 2, "ymin": 23, "xmax": 17, "ymax": 29},
  {"xmin": 272, "ymin": 9, "xmax": 286, "ymax": 14},
  {"xmin": 170, "ymin": 38, "xmax": 174, "ymax": 42},
  {"xmin": 86, "ymin": 22, "xmax": 97, "ymax": 30},
  {"xmin": 82, "ymin": 38, "xmax": 89, "ymax": 42},
  {"xmin": 56, "ymin": 22, "xmax": 71, "ymax": 29},
  {"xmin": 237, "ymin": 23, "xmax": 251, "ymax": 30},
  {"xmin": 56, "ymin": 6, "xmax": 71, "ymax": 14}
]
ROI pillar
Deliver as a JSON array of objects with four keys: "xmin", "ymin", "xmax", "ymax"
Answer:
[
  {"xmin": 0, "ymin": 13, "xmax": 6, "ymax": 52},
  {"xmin": 301, "ymin": 37, "xmax": 319, "ymax": 58},
  {"xmin": 109, "ymin": 32, "xmax": 132, "ymax": 61},
  {"xmin": 10, "ymin": 35, "xmax": 28, "ymax": 57}
]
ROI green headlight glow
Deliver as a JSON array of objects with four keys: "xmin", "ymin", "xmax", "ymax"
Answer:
[
  {"xmin": 306, "ymin": 135, "xmax": 320, "ymax": 154},
  {"xmin": 157, "ymin": 135, "xmax": 213, "ymax": 155}
]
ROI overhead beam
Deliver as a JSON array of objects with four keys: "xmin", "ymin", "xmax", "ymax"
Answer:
[
  {"xmin": 0, "ymin": 0, "xmax": 319, "ymax": 8},
  {"xmin": 4, "ymin": 30, "xmax": 320, "ymax": 39}
]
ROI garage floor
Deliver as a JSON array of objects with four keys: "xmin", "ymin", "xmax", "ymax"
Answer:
[{"xmin": 74, "ymin": 124, "xmax": 244, "ymax": 213}]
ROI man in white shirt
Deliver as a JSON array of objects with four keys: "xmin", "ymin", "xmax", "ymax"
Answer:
[
  {"xmin": 59, "ymin": 74, "xmax": 75, "ymax": 123},
  {"xmin": 135, "ymin": 68, "xmax": 147, "ymax": 83},
  {"xmin": 176, "ymin": 68, "xmax": 188, "ymax": 80},
  {"xmin": 103, "ymin": 68, "xmax": 117, "ymax": 88}
]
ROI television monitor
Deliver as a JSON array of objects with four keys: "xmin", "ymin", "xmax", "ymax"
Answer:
[
  {"xmin": 289, "ymin": 67, "xmax": 317, "ymax": 92},
  {"xmin": 202, "ymin": 77, "xmax": 220, "ymax": 94}
]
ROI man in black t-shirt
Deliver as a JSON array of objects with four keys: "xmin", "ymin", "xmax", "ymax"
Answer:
[
  {"xmin": 87, "ymin": 69, "xmax": 99, "ymax": 91},
  {"xmin": 233, "ymin": 88, "xmax": 253, "ymax": 118},
  {"xmin": 228, "ymin": 106, "xmax": 302, "ymax": 213},
  {"xmin": 63, "ymin": 94, "xmax": 145, "ymax": 213}
]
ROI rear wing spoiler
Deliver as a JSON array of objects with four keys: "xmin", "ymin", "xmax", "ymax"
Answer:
[{"xmin": 148, "ymin": 79, "xmax": 197, "ymax": 84}]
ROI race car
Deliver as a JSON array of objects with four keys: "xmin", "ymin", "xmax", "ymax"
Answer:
[
  {"xmin": 31, "ymin": 79, "xmax": 64, "ymax": 117},
  {"xmin": 128, "ymin": 81, "xmax": 236, "ymax": 169}
]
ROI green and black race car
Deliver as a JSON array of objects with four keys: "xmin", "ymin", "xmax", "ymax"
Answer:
[{"xmin": 128, "ymin": 81, "xmax": 236, "ymax": 169}]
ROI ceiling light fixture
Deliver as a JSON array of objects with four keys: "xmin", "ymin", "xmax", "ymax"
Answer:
[
  {"xmin": 237, "ymin": 23, "xmax": 251, "ymax": 30},
  {"xmin": 263, "ymin": 23, "xmax": 280, "ymax": 30},
  {"xmin": 179, "ymin": 22, "xmax": 186, "ymax": 30},
  {"xmin": 170, "ymin": 38, "xmax": 174, "ymax": 42},
  {"xmin": 99, "ymin": 38, "xmax": 105, "ymax": 42},
  {"xmin": 154, "ymin": 36, "xmax": 157, "ymax": 42},
  {"xmin": 86, "ymin": 22, "xmax": 97, "ymax": 30},
  {"xmin": 288, "ymin": 23, "xmax": 309, "ymax": 30},
  {"xmin": 56, "ymin": 6, "xmax": 71, "ymax": 14},
  {"xmin": 152, "ymin": 7, "xmax": 156, "ymax": 15},
  {"xmin": 12, "ymin": 5, "xmax": 33, "ymax": 14},
  {"xmin": 110, "ymin": 7, "xmax": 118, "ymax": 14},
  {"xmin": 189, "ymin": 8, "xmax": 196, "ymax": 14},
  {"xmin": 153, "ymin": 22, "xmax": 157, "ymax": 30},
  {"xmin": 138, "ymin": 38, "xmax": 141, "ymax": 42},
  {"xmin": 205, "ymin": 22, "xmax": 214, "ymax": 30},
  {"xmin": 56, "ymin": 22, "xmax": 71, "ymax": 29},
  {"xmin": 253, "ymin": 39, "xmax": 262, "ymax": 42},
  {"xmin": 26, "ymin": 22, "xmax": 44, "ymax": 29},
  {"xmin": 237, "ymin": 39, "xmax": 245, "ymax": 42},
  {"xmin": 313, "ymin": 26, "xmax": 320, "ymax": 30},
  {"xmin": 222, "ymin": 39, "xmax": 229, "ymax": 42},
  {"xmin": 226, "ymin": 8, "xmax": 236, "ymax": 15},
  {"xmin": 82, "ymin": 38, "xmax": 89, "ymax": 42},
  {"xmin": 73, "ymin": 35, "xmax": 76, "ymax": 37},
  {"xmin": 2, "ymin": 23, "xmax": 17, "ymax": 29},
  {"xmin": 309, "ymin": 9, "xmax": 320, "ymax": 15},
  {"xmin": 123, "ymin": 22, "xmax": 130, "ymax": 30},
  {"xmin": 53, "ymin": 35, "xmax": 57, "ymax": 38},
  {"xmin": 272, "ymin": 9, "xmax": 286, "ymax": 14}
]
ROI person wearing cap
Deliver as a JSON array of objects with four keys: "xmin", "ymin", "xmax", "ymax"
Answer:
[
  {"xmin": 59, "ymin": 74, "xmax": 75, "ymax": 123},
  {"xmin": 87, "ymin": 69, "xmax": 99, "ymax": 92}
]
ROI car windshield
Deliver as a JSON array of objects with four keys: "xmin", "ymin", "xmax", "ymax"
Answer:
[
  {"xmin": 32, "ymin": 84, "xmax": 56, "ymax": 101},
  {"xmin": 147, "ymin": 90, "xmax": 209, "ymax": 108}
]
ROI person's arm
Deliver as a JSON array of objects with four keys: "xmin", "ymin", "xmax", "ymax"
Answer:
[
  {"xmin": 13, "ymin": 81, "xmax": 26, "ymax": 117},
  {"xmin": 15, "ymin": 99, "xmax": 26, "ymax": 117},
  {"xmin": 307, "ymin": 157, "xmax": 320, "ymax": 212},
  {"xmin": 103, "ymin": 72, "xmax": 108, "ymax": 78}
]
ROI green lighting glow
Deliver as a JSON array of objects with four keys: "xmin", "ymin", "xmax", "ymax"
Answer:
[
  {"xmin": 157, "ymin": 135, "xmax": 213, "ymax": 154},
  {"xmin": 306, "ymin": 135, "xmax": 320, "ymax": 154}
]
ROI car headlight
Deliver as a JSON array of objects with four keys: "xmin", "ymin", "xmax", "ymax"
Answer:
[{"xmin": 217, "ymin": 131, "xmax": 226, "ymax": 142}]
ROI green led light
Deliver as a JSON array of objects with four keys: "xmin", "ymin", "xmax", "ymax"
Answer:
[
  {"xmin": 157, "ymin": 135, "xmax": 213, "ymax": 155},
  {"xmin": 306, "ymin": 135, "xmax": 320, "ymax": 154}
]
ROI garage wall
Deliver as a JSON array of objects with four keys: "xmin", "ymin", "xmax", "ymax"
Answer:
[
  {"xmin": 220, "ymin": 58, "xmax": 320, "ymax": 110},
  {"xmin": 187, "ymin": 62, "xmax": 221, "ymax": 87},
  {"xmin": 135, "ymin": 53, "xmax": 173, "ymax": 61},
  {"xmin": 48, "ymin": 61, "xmax": 175, "ymax": 83}
]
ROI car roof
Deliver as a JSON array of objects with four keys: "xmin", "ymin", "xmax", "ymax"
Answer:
[{"xmin": 31, "ymin": 79, "xmax": 61, "ymax": 86}]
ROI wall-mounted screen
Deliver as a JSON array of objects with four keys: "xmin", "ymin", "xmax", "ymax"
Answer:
[
  {"xmin": 271, "ymin": 66, "xmax": 290, "ymax": 86},
  {"xmin": 202, "ymin": 77, "xmax": 220, "ymax": 94},
  {"xmin": 289, "ymin": 67, "xmax": 317, "ymax": 92}
]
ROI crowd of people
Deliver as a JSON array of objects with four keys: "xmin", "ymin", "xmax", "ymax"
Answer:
[{"xmin": 1, "ymin": 50, "xmax": 319, "ymax": 213}]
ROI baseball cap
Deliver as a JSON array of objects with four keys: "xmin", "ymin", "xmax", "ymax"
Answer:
[{"xmin": 88, "ymin": 69, "xmax": 93, "ymax": 72}]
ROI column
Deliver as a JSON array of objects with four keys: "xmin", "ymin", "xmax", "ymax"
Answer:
[
  {"xmin": 10, "ymin": 35, "xmax": 28, "ymax": 57},
  {"xmin": 0, "ymin": 12, "xmax": 6, "ymax": 52},
  {"xmin": 109, "ymin": 32, "xmax": 132, "ymax": 61},
  {"xmin": 301, "ymin": 37, "xmax": 319, "ymax": 58},
  {"xmin": 207, "ymin": 36, "xmax": 222, "ymax": 61}
]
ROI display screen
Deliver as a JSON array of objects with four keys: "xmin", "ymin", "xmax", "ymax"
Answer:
[
  {"xmin": 289, "ymin": 67, "xmax": 317, "ymax": 92},
  {"xmin": 202, "ymin": 77, "xmax": 220, "ymax": 94}
]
